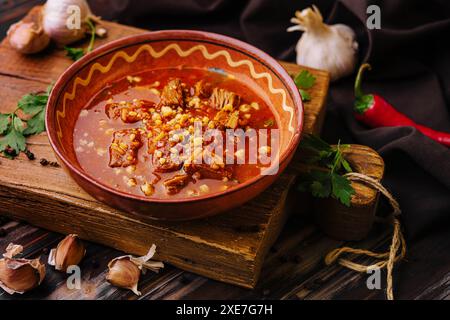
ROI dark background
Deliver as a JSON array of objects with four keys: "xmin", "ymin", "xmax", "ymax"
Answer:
[{"xmin": 1, "ymin": 0, "xmax": 449, "ymax": 241}]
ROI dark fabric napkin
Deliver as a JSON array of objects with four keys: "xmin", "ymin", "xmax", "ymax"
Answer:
[{"xmin": 91, "ymin": 0, "xmax": 450, "ymax": 241}]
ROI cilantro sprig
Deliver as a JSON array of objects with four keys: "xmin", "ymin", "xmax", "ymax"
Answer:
[
  {"xmin": 294, "ymin": 70, "xmax": 316, "ymax": 102},
  {"xmin": 64, "ymin": 19, "xmax": 97, "ymax": 61},
  {"xmin": 0, "ymin": 85, "xmax": 52, "ymax": 158},
  {"xmin": 298, "ymin": 134, "xmax": 355, "ymax": 206}
]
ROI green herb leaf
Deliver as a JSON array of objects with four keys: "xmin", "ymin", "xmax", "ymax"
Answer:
[
  {"xmin": 294, "ymin": 70, "xmax": 316, "ymax": 89},
  {"xmin": 294, "ymin": 70, "xmax": 316, "ymax": 102},
  {"xmin": 0, "ymin": 124, "xmax": 26, "ymax": 155},
  {"xmin": 297, "ymin": 134, "xmax": 355, "ymax": 206},
  {"xmin": 64, "ymin": 47, "xmax": 85, "ymax": 61},
  {"xmin": 299, "ymin": 88, "xmax": 311, "ymax": 102},
  {"xmin": 0, "ymin": 114, "xmax": 11, "ymax": 135},
  {"xmin": 341, "ymin": 158, "xmax": 352, "ymax": 173},
  {"xmin": 310, "ymin": 170, "xmax": 332, "ymax": 198},
  {"xmin": 18, "ymin": 93, "xmax": 48, "ymax": 116},
  {"xmin": 13, "ymin": 116, "xmax": 25, "ymax": 133},
  {"xmin": 331, "ymin": 173, "xmax": 355, "ymax": 207},
  {"xmin": 0, "ymin": 86, "xmax": 52, "ymax": 158},
  {"xmin": 24, "ymin": 109, "xmax": 46, "ymax": 135}
]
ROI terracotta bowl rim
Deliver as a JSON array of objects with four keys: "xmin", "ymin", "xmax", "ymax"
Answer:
[{"xmin": 46, "ymin": 30, "xmax": 304, "ymax": 204}]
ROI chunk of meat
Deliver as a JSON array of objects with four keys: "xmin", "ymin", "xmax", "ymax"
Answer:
[
  {"xmin": 191, "ymin": 80, "xmax": 212, "ymax": 98},
  {"xmin": 163, "ymin": 174, "xmax": 191, "ymax": 195},
  {"xmin": 120, "ymin": 108, "xmax": 141, "ymax": 123},
  {"xmin": 152, "ymin": 145, "xmax": 183, "ymax": 173},
  {"xmin": 109, "ymin": 129, "xmax": 143, "ymax": 167},
  {"xmin": 105, "ymin": 102, "xmax": 121, "ymax": 119},
  {"xmin": 209, "ymin": 88, "xmax": 240, "ymax": 109},
  {"xmin": 159, "ymin": 79, "xmax": 184, "ymax": 107},
  {"xmin": 214, "ymin": 110, "xmax": 240, "ymax": 129},
  {"xmin": 184, "ymin": 163, "xmax": 232, "ymax": 180}
]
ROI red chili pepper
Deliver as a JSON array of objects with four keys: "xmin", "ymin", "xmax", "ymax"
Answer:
[{"xmin": 354, "ymin": 63, "xmax": 450, "ymax": 147}]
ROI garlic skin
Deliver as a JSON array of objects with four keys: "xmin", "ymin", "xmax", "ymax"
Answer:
[
  {"xmin": 48, "ymin": 234, "xmax": 86, "ymax": 271},
  {"xmin": 106, "ymin": 244, "xmax": 164, "ymax": 296},
  {"xmin": 0, "ymin": 244, "xmax": 46, "ymax": 295},
  {"xmin": 288, "ymin": 6, "xmax": 358, "ymax": 81},
  {"xmin": 43, "ymin": 0, "xmax": 92, "ymax": 45},
  {"xmin": 7, "ymin": 7, "xmax": 50, "ymax": 54}
]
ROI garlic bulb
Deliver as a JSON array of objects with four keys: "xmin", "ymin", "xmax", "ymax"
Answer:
[
  {"xmin": 48, "ymin": 234, "xmax": 86, "ymax": 271},
  {"xmin": 43, "ymin": 0, "xmax": 93, "ymax": 45},
  {"xmin": 287, "ymin": 6, "xmax": 358, "ymax": 81},
  {"xmin": 0, "ymin": 244, "xmax": 46, "ymax": 295},
  {"xmin": 106, "ymin": 245, "xmax": 164, "ymax": 296},
  {"xmin": 7, "ymin": 7, "xmax": 50, "ymax": 54}
]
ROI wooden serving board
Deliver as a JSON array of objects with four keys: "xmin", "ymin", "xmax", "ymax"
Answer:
[{"xmin": 0, "ymin": 14, "xmax": 383, "ymax": 288}]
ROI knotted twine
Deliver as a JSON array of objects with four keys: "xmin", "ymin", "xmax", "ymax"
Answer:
[{"xmin": 324, "ymin": 172, "xmax": 407, "ymax": 300}]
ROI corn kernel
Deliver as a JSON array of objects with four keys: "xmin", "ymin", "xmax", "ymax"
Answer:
[
  {"xmin": 250, "ymin": 102, "xmax": 260, "ymax": 110},
  {"xmin": 127, "ymin": 178, "xmax": 137, "ymax": 187},
  {"xmin": 239, "ymin": 104, "xmax": 251, "ymax": 112},
  {"xmin": 161, "ymin": 106, "xmax": 174, "ymax": 118},
  {"xmin": 199, "ymin": 184, "xmax": 210, "ymax": 193},
  {"xmin": 140, "ymin": 182, "xmax": 155, "ymax": 196}
]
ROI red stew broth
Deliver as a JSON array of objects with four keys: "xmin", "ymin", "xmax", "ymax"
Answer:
[{"xmin": 73, "ymin": 68, "xmax": 278, "ymax": 199}]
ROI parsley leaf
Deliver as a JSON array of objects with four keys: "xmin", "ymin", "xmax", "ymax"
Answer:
[
  {"xmin": 0, "ymin": 117, "xmax": 26, "ymax": 155},
  {"xmin": 294, "ymin": 70, "xmax": 316, "ymax": 102},
  {"xmin": 299, "ymin": 88, "xmax": 311, "ymax": 102},
  {"xmin": 0, "ymin": 114, "xmax": 10, "ymax": 135},
  {"xmin": 18, "ymin": 92, "xmax": 48, "ymax": 115},
  {"xmin": 64, "ymin": 47, "xmax": 85, "ymax": 61},
  {"xmin": 13, "ymin": 115, "xmax": 25, "ymax": 133},
  {"xmin": 297, "ymin": 134, "xmax": 355, "ymax": 207},
  {"xmin": 23, "ymin": 109, "xmax": 46, "ymax": 135},
  {"xmin": 0, "ymin": 86, "xmax": 52, "ymax": 158},
  {"xmin": 331, "ymin": 173, "xmax": 355, "ymax": 206},
  {"xmin": 310, "ymin": 171, "xmax": 332, "ymax": 198},
  {"xmin": 294, "ymin": 70, "xmax": 316, "ymax": 89}
]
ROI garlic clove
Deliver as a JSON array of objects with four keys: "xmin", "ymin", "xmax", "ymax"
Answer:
[
  {"xmin": 106, "ymin": 257, "xmax": 142, "ymax": 296},
  {"xmin": 7, "ymin": 7, "xmax": 50, "ymax": 54},
  {"xmin": 0, "ymin": 244, "xmax": 46, "ymax": 295},
  {"xmin": 105, "ymin": 244, "xmax": 164, "ymax": 295},
  {"xmin": 48, "ymin": 234, "xmax": 86, "ymax": 272}
]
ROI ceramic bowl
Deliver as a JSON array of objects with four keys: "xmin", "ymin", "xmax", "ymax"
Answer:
[{"xmin": 46, "ymin": 30, "xmax": 303, "ymax": 220}]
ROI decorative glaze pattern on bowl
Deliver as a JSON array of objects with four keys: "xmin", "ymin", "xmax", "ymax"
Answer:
[{"xmin": 46, "ymin": 30, "xmax": 303, "ymax": 220}]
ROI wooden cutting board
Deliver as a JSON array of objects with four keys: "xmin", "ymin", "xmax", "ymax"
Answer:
[{"xmin": 0, "ymin": 12, "xmax": 383, "ymax": 288}]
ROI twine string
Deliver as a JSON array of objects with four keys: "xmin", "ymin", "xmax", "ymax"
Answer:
[{"xmin": 324, "ymin": 172, "xmax": 406, "ymax": 300}]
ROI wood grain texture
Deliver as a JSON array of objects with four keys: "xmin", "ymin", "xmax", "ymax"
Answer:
[{"xmin": 0, "ymin": 14, "xmax": 382, "ymax": 289}]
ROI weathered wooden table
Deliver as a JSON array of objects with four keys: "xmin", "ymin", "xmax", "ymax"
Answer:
[{"xmin": 0, "ymin": 18, "xmax": 449, "ymax": 300}]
